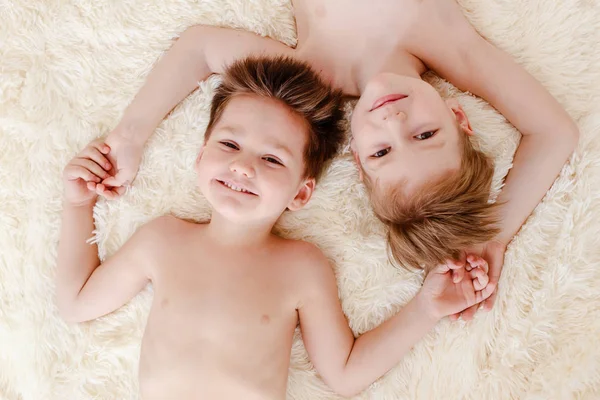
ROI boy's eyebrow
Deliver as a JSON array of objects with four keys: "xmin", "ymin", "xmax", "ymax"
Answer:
[
  {"xmin": 217, "ymin": 125, "xmax": 243, "ymax": 135},
  {"xmin": 265, "ymin": 141, "xmax": 294, "ymax": 159}
]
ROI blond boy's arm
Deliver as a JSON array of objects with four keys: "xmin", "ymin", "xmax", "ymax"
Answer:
[
  {"xmin": 410, "ymin": 0, "xmax": 579, "ymax": 244},
  {"xmin": 56, "ymin": 205, "xmax": 159, "ymax": 322},
  {"xmin": 114, "ymin": 25, "xmax": 292, "ymax": 145},
  {"xmin": 102, "ymin": 26, "xmax": 292, "ymax": 190}
]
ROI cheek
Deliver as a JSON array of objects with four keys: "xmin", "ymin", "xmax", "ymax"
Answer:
[
  {"xmin": 259, "ymin": 167, "xmax": 301, "ymax": 198},
  {"xmin": 199, "ymin": 148, "xmax": 226, "ymax": 167}
]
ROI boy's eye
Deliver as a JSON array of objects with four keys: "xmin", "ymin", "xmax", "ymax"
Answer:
[
  {"xmin": 414, "ymin": 131, "xmax": 437, "ymax": 140},
  {"xmin": 220, "ymin": 141, "xmax": 239, "ymax": 150},
  {"xmin": 263, "ymin": 156, "xmax": 283, "ymax": 166},
  {"xmin": 371, "ymin": 148, "xmax": 390, "ymax": 158}
]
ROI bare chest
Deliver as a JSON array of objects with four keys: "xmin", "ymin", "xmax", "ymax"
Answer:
[
  {"xmin": 148, "ymin": 249, "xmax": 299, "ymax": 344},
  {"xmin": 292, "ymin": 0, "xmax": 427, "ymax": 93}
]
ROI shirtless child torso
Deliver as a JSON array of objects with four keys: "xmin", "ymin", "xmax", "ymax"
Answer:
[{"xmin": 138, "ymin": 218, "xmax": 316, "ymax": 399}]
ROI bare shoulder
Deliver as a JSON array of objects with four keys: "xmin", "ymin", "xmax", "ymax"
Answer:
[
  {"xmin": 275, "ymin": 238, "xmax": 329, "ymax": 267},
  {"xmin": 138, "ymin": 215, "xmax": 186, "ymax": 240},
  {"xmin": 131, "ymin": 215, "xmax": 198, "ymax": 260},
  {"xmin": 412, "ymin": 0, "xmax": 474, "ymax": 29},
  {"xmin": 407, "ymin": 0, "xmax": 479, "ymax": 53},
  {"xmin": 274, "ymin": 238, "xmax": 336, "ymax": 297}
]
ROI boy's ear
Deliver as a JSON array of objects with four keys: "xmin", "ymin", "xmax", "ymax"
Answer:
[
  {"xmin": 350, "ymin": 139, "xmax": 364, "ymax": 181},
  {"xmin": 288, "ymin": 178, "xmax": 315, "ymax": 211},
  {"xmin": 446, "ymin": 99, "xmax": 474, "ymax": 136}
]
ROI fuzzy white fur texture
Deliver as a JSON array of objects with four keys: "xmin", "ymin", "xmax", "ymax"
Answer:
[{"xmin": 1, "ymin": 1, "xmax": 599, "ymax": 399}]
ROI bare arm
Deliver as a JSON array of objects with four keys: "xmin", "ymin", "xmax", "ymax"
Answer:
[
  {"xmin": 410, "ymin": 0, "xmax": 579, "ymax": 244},
  {"xmin": 56, "ymin": 203, "xmax": 156, "ymax": 322},
  {"xmin": 101, "ymin": 25, "xmax": 293, "ymax": 190},
  {"xmin": 115, "ymin": 25, "xmax": 293, "ymax": 144},
  {"xmin": 57, "ymin": 141, "xmax": 161, "ymax": 323},
  {"xmin": 297, "ymin": 246, "xmax": 492, "ymax": 397}
]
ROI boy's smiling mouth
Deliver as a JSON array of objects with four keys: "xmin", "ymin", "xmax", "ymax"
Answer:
[{"xmin": 216, "ymin": 179, "xmax": 258, "ymax": 196}]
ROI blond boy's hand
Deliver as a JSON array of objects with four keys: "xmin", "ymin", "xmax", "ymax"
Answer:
[
  {"xmin": 417, "ymin": 255, "xmax": 495, "ymax": 321},
  {"xmin": 456, "ymin": 241, "xmax": 508, "ymax": 321},
  {"xmin": 100, "ymin": 129, "xmax": 144, "ymax": 194},
  {"xmin": 63, "ymin": 140, "xmax": 124, "ymax": 206}
]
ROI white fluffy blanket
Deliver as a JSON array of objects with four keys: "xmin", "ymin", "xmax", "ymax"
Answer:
[{"xmin": 1, "ymin": 1, "xmax": 599, "ymax": 399}]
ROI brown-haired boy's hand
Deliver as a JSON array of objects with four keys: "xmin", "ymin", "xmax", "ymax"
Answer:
[
  {"xmin": 418, "ymin": 255, "xmax": 495, "ymax": 322},
  {"xmin": 453, "ymin": 240, "xmax": 508, "ymax": 321},
  {"xmin": 63, "ymin": 139, "xmax": 126, "ymax": 206}
]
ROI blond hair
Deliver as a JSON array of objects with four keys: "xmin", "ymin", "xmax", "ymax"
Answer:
[
  {"xmin": 367, "ymin": 133, "xmax": 499, "ymax": 270},
  {"xmin": 205, "ymin": 56, "xmax": 345, "ymax": 180}
]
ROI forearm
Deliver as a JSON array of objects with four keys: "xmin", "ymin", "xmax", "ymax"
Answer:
[
  {"xmin": 495, "ymin": 126, "xmax": 578, "ymax": 244},
  {"xmin": 335, "ymin": 297, "xmax": 438, "ymax": 397},
  {"xmin": 115, "ymin": 26, "xmax": 213, "ymax": 145},
  {"xmin": 56, "ymin": 202, "xmax": 101, "ymax": 315}
]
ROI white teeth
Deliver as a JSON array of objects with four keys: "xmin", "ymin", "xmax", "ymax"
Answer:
[{"xmin": 223, "ymin": 181, "xmax": 250, "ymax": 194}]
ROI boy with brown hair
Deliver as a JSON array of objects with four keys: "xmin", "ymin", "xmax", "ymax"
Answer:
[
  {"xmin": 98, "ymin": 0, "xmax": 579, "ymax": 321},
  {"xmin": 57, "ymin": 56, "xmax": 494, "ymax": 399}
]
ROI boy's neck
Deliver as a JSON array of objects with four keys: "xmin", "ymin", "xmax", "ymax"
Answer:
[{"xmin": 205, "ymin": 212, "xmax": 275, "ymax": 248}]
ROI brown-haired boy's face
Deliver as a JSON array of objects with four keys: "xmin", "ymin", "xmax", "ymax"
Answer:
[
  {"xmin": 350, "ymin": 73, "xmax": 472, "ymax": 195},
  {"xmin": 195, "ymin": 94, "xmax": 315, "ymax": 223}
]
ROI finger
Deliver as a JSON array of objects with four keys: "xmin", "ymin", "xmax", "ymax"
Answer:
[
  {"xmin": 452, "ymin": 266, "xmax": 465, "ymax": 283},
  {"xmin": 102, "ymin": 171, "xmax": 130, "ymax": 188},
  {"xmin": 82, "ymin": 147, "xmax": 112, "ymax": 171},
  {"xmin": 96, "ymin": 183, "xmax": 124, "ymax": 200},
  {"xmin": 483, "ymin": 287, "xmax": 499, "ymax": 311},
  {"xmin": 476, "ymin": 258, "xmax": 489, "ymax": 274},
  {"xmin": 461, "ymin": 304, "xmax": 478, "ymax": 321},
  {"xmin": 72, "ymin": 158, "xmax": 110, "ymax": 180},
  {"xmin": 469, "ymin": 255, "xmax": 490, "ymax": 274},
  {"xmin": 464, "ymin": 255, "xmax": 475, "ymax": 271},
  {"xmin": 65, "ymin": 165, "xmax": 101, "ymax": 183},
  {"xmin": 470, "ymin": 268, "xmax": 489, "ymax": 291},
  {"xmin": 476, "ymin": 281, "xmax": 497, "ymax": 304},
  {"xmin": 86, "ymin": 181, "xmax": 97, "ymax": 191},
  {"xmin": 95, "ymin": 183, "xmax": 108, "ymax": 197},
  {"xmin": 97, "ymin": 184, "xmax": 115, "ymax": 200},
  {"xmin": 115, "ymin": 186, "xmax": 127, "ymax": 196},
  {"xmin": 91, "ymin": 141, "xmax": 111, "ymax": 155},
  {"xmin": 431, "ymin": 263, "xmax": 450, "ymax": 274},
  {"xmin": 447, "ymin": 258, "xmax": 465, "ymax": 270}
]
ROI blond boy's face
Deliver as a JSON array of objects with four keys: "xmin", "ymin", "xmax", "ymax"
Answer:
[
  {"xmin": 196, "ymin": 94, "xmax": 314, "ymax": 224},
  {"xmin": 350, "ymin": 73, "xmax": 472, "ymax": 194}
]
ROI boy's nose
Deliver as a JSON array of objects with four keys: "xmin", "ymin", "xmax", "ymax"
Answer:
[
  {"xmin": 230, "ymin": 158, "xmax": 255, "ymax": 178},
  {"xmin": 382, "ymin": 109, "xmax": 407, "ymax": 122}
]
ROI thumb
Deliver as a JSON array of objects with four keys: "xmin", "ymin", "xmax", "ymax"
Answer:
[
  {"xmin": 102, "ymin": 171, "xmax": 130, "ymax": 187},
  {"xmin": 431, "ymin": 263, "xmax": 451, "ymax": 274}
]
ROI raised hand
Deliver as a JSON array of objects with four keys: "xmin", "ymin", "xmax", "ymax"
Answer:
[
  {"xmin": 63, "ymin": 140, "xmax": 125, "ymax": 206},
  {"xmin": 417, "ymin": 255, "xmax": 495, "ymax": 321},
  {"xmin": 99, "ymin": 129, "xmax": 145, "ymax": 198},
  {"xmin": 453, "ymin": 241, "xmax": 507, "ymax": 321}
]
